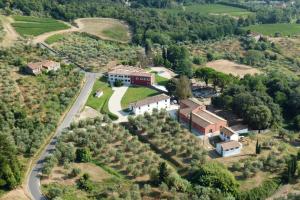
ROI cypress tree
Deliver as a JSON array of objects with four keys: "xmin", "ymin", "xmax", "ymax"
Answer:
[
  {"xmin": 189, "ymin": 112, "xmax": 192, "ymax": 132},
  {"xmin": 256, "ymin": 139, "xmax": 261, "ymax": 154}
]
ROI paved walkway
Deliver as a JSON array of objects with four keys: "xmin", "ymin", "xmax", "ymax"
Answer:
[{"xmin": 108, "ymin": 86, "xmax": 129, "ymax": 123}]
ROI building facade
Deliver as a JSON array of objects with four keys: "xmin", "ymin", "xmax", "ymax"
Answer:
[
  {"xmin": 179, "ymin": 98, "xmax": 227, "ymax": 135},
  {"xmin": 130, "ymin": 94, "xmax": 170, "ymax": 115},
  {"xmin": 216, "ymin": 140, "xmax": 242, "ymax": 157},
  {"xmin": 219, "ymin": 127, "xmax": 239, "ymax": 142},
  {"xmin": 108, "ymin": 65, "xmax": 154, "ymax": 86}
]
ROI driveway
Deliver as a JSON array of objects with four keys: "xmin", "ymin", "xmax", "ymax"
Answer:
[
  {"xmin": 108, "ymin": 86, "xmax": 129, "ymax": 123},
  {"xmin": 150, "ymin": 67, "xmax": 177, "ymax": 79},
  {"xmin": 27, "ymin": 72, "xmax": 99, "ymax": 200}
]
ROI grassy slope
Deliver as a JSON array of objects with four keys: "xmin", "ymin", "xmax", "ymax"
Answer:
[
  {"xmin": 244, "ymin": 23, "xmax": 300, "ymax": 36},
  {"xmin": 101, "ymin": 24, "xmax": 129, "ymax": 42},
  {"xmin": 154, "ymin": 73, "xmax": 169, "ymax": 86},
  {"xmin": 121, "ymin": 86, "xmax": 160, "ymax": 109},
  {"xmin": 163, "ymin": 4, "xmax": 252, "ymax": 17},
  {"xmin": 12, "ymin": 16, "xmax": 69, "ymax": 36},
  {"xmin": 45, "ymin": 34, "xmax": 66, "ymax": 44}
]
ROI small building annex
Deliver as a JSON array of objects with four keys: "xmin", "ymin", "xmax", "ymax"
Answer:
[
  {"xmin": 179, "ymin": 98, "xmax": 227, "ymax": 135},
  {"xmin": 108, "ymin": 65, "xmax": 155, "ymax": 86},
  {"xmin": 219, "ymin": 127, "xmax": 239, "ymax": 142},
  {"xmin": 130, "ymin": 94, "xmax": 170, "ymax": 116},
  {"xmin": 216, "ymin": 140, "xmax": 242, "ymax": 157}
]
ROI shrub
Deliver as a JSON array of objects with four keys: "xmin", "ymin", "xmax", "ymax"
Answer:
[
  {"xmin": 114, "ymin": 79, "xmax": 123, "ymax": 87},
  {"xmin": 69, "ymin": 168, "xmax": 81, "ymax": 178}
]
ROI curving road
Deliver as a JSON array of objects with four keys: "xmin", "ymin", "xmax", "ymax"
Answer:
[{"xmin": 28, "ymin": 72, "xmax": 100, "ymax": 200}]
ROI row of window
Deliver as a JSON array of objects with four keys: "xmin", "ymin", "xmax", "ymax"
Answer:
[{"xmin": 223, "ymin": 147, "xmax": 240, "ymax": 152}]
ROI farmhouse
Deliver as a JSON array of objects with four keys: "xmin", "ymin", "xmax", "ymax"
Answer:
[
  {"xmin": 219, "ymin": 127, "xmax": 239, "ymax": 142},
  {"xmin": 179, "ymin": 98, "xmax": 227, "ymax": 135},
  {"xmin": 108, "ymin": 65, "xmax": 155, "ymax": 86},
  {"xmin": 130, "ymin": 94, "xmax": 170, "ymax": 115},
  {"xmin": 216, "ymin": 140, "xmax": 242, "ymax": 157},
  {"xmin": 26, "ymin": 60, "xmax": 60, "ymax": 75}
]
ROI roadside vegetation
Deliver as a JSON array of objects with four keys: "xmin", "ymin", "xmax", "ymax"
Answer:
[
  {"xmin": 121, "ymin": 86, "xmax": 159, "ymax": 109},
  {"xmin": 12, "ymin": 16, "xmax": 69, "ymax": 37}
]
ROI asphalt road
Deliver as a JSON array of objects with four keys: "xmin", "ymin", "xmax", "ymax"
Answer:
[{"xmin": 28, "ymin": 72, "xmax": 100, "ymax": 200}]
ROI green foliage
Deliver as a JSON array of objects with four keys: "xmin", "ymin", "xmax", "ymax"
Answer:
[
  {"xmin": 76, "ymin": 148, "xmax": 92, "ymax": 163},
  {"xmin": 101, "ymin": 24, "xmax": 130, "ymax": 42},
  {"xmin": 238, "ymin": 179, "xmax": 279, "ymax": 200},
  {"xmin": 69, "ymin": 168, "xmax": 81, "ymax": 178},
  {"xmin": 114, "ymin": 79, "xmax": 123, "ymax": 87},
  {"xmin": 0, "ymin": 133, "xmax": 21, "ymax": 190},
  {"xmin": 12, "ymin": 16, "xmax": 69, "ymax": 36},
  {"xmin": 191, "ymin": 162, "xmax": 239, "ymax": 196}
]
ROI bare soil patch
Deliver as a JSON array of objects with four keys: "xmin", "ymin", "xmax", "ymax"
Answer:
[
  {"xmin": 75, "ymin": 106, "xmax": 101, "ymax": 122},
  {"xmin": 74, "ymin": 18, "xmax": 131, "ymax": 43},
  {"xmin": 206, "ymin": 59, "xmax": 261, "ymax": 77},
  {"xmin": 41, "ymin": 163, "xmax": 111, "ymax": 186},
  {"xmin": 0, "ymin": 188, "xmax": 30, "ymax": 200}
]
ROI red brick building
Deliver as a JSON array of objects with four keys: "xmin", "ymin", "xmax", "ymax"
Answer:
[
  {"xmin": 108, "ymin": 65, "xmax": 154, "ymax": 86},
  {"xmin": 179, "ymin": 98, "xmax": 228, "ymax": 135}
]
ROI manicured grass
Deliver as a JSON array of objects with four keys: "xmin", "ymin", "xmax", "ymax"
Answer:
[
  {"xmin": 45, "ymin": 34, "xmax": 65, "ymax": 44},
  {"xmin": 86, "ymin": 77, "xmax": 117, "ymax": 119},
  {"xmin": 121, "ymin": 86, "xmax": 160, "ymax": 109},
  {"xmin": 12, "ymin": 16, "xmax": 69, "ymax": 37},
  {"xmin": 163, "ymin": 4, "xmax": 252, "ymax": 17},
  {"xmin": 243, "ymin": 23, "xmax": 300, "ymax": 36},
  {"xmin": 153, "ymin": 73, "xmax": 169, "ymax": 86},
  {"xmin": 101, "ymin": 24, "xmax": 129, "ymax": 42}
]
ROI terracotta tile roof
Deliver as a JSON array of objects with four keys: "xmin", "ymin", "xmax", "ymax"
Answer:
[
  {"xmin": 219, "ymin": 140, "xmax": 241, "ymax": 151},
  {"xmin": 195, "ymin": 109, "xmax": 226, "ymax": 123},
  {"xmin": 191, "ymin": 112, "xmax": 212, "ymax": 127},
  {"xmin": 41, "ymin": 60, "xmax": 59, "ymax": 69},
  {"xmin": 221, "ymin": 127, "xmax": 237, "ymax": 137},
  {"xmin": 131, "ymin": 94, "xmax": 170, "ymax": 108},
  {"xmin": 27, "ymin": 62, "xmax": 43, "ymax": 70},
  {"xmin": 181, "ymin": 98, "xmax": 202, "ymax": 109},
  {"xmin": 108, "ymin": 65, "xmax": 152, "ymax": 77}
]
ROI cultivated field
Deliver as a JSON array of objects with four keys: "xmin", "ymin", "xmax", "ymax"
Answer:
[
  {"xmin": 206, "ymin": 59, "xmax": 261, "ymax": 77},
  {"xmin": 163, "ymin": 4, "xmax": 252, "ymax": 17},
  {"xmin": 244, "ymin": 23, "xmax": 300, "ymax": 37},
  {"xmin": 75, "ymin": 18, "xmax": 131, "ymax": 43},
  {"xmin": 12, "ymin": 16, "xmax": 70, "ymax": 37}
]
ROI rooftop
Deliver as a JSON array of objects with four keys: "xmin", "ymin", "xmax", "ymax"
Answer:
[
  {"xmin": 221, "ymin": 127, "xmax": 237, "ymax": 137},
  {"xmin": 131, "ymin": 94, "xmax": 170, "ymax": 108},
  {"xmin": 219, "ymin": 140, "xmax": 241, "ymax": 151},
  {"xmin": 108, "ymin": 65, "xmax": 152, "ymax": 77},
  {"xmin": 27, "ymin": 60, "xmax": 59, "ymax": 70}
]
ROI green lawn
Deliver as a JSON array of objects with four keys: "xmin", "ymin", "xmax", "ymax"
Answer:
[
  {"xmin": 101, "ymin": 24, "xmax": 129, "ymax": 42},
  {"xmin": 12, "ymin": 16, "xmax": 70, "ymax": 37},
  {"xmin": 86, "ymin": 78, "xmax": 118, "ymax": 120},
  {"xmin": 163, "ymin": 4, "xmax": 252, "ymax": 17},
  {"xmin": 121, "ymin": 86, "xmax": 160, "ymax": 109},
  {"xmin": 153, "ymin": 73, "xmax": 169, "ymax": 86},
  {"xmin": 45, "ymin": 34, "xmax": 66, "ymax": 44},
  {"xmin": 243, "ymin": 23, "xmax": 300, "ymax": 36}
]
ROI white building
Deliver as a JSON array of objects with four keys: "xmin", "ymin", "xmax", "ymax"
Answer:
[
  {"xmin": 219, "ymin": 127, "xmax": 239, "ymax": 142},
  {"xmin": 95, "ymin": 90, "xmax": 103, "ymax": 98},
  {"xmin": 130, "ymin": 94, "xmax": 170, "ymax": 115},
  {"xmin": 108, "ymin": 65, "xmax": 154, "ymax": 86},
  {"xmin": 216, "ymin": 140, "xmax": 242, "ymax": 157}
]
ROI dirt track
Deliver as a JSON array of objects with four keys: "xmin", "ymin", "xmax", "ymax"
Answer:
[{"xmin": 0, "ymin": 15, "xmax": 19, "ymax": 47}]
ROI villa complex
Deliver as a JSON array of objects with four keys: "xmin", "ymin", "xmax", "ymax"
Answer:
[{"xmin": 108, "ymin": 65, "xmax": 155, "ymax": 86}]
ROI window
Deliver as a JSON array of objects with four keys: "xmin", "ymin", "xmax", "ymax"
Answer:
[
  {"xmin": 165, "ymin": 100, "xmax": 167, "ymax": 102},
  {"xmin": 209, "ymin": 129, "xmax": 213, "ymax": 133}
]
